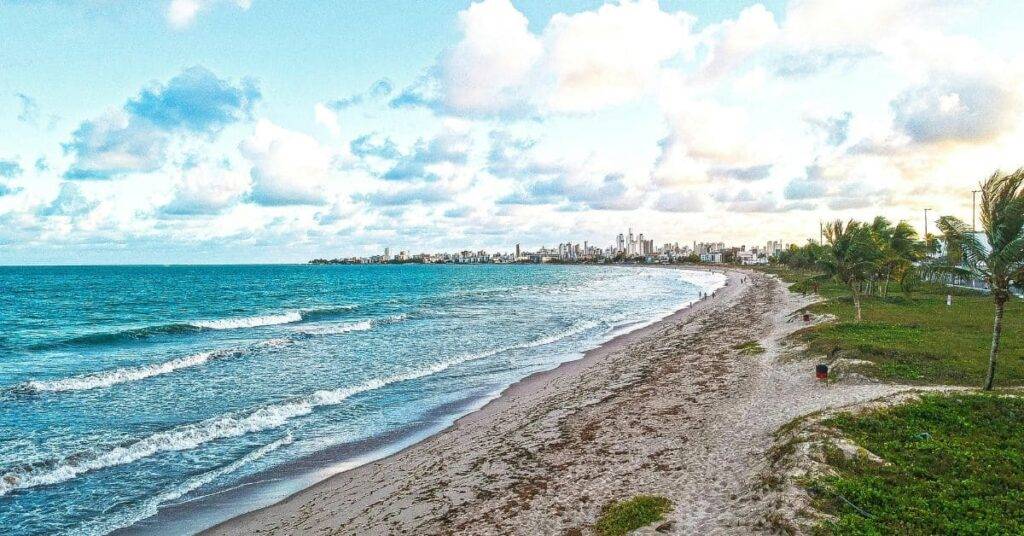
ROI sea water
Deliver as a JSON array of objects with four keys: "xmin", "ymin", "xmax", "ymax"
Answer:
[{"xmin": 0, "ymin": 264, "xmax": 725, "ymax": 535}]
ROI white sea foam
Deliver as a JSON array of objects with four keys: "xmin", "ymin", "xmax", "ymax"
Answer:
[
  {"xmin": 190, "ymin": 312, "xmax": 302, "ymax": 330},
  {"xmin": 520, "ymin": 321, "xmax": 600, "ymax": 349},
  {"xmin": 295, "ymin": 320, "xmax": 373, "ymax": 336},
  {"xmin": 0, "ymin": 348, "xmax": 496, "ymax": 497},
  {"xmin": 16, "ymin": 339, "xmax": 291, "ymax": 394},
  {"xmin": 73, "ymin": 434, "xmax": 293, "ymax": 536}
]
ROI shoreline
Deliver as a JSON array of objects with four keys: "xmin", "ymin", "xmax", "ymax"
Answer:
[{"xmin": 199, "ymin": 267, "xmax": 739, "ymax": 535}]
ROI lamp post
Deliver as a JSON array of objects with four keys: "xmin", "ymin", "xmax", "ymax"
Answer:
[
  {"xmin": 972, "ymin": 190, "xmax": 980, "ymax": 232},
  {"xmin": 924, "ymin": 208, "xmax": 931, "ymax": 247}
]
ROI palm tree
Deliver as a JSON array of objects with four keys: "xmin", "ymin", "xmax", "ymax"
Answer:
[
  {"xmin": 818, "ymin": 220, "xmax": 877, "ymax": 321},
  {"xmin": 934, "ymin": 169, "xmax": 1024, "ymax": 390}
]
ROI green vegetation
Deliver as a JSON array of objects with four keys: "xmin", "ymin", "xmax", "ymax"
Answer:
[
  {"xmin": 733, "ymin": 340, "xmax": 766, "ymax": 356},
  {"xmin": 594, "ymin": 495, "xmax": 672, "ymax": 536},
  {"xmin": 762, "ymin": 264, "xmax": 1024, "ymax": 386},
  {"xmin": 930, "ymin": 169, "xmax": 1024, "ymax": 390},
  {"xmin": 812, "ymin": 393, "xmax": 1024, "ymax": 535}
]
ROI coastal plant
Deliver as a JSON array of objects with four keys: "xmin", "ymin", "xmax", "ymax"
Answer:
[
  {"xmin": 817, "ymin": 220, "xmax": 877, "ymax": 321},
  {"xmin": 594, "ymin": 495, "xmax": 672, "ymax": 536},
  {"xmin": 932, "ymin": 169, "xmax": 1024, "ymax": 390}
]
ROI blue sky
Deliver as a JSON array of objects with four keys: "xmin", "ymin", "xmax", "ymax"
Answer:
[{"xmin": 1, "ymin": 0, "xmax": 1022, "ymax": 264}]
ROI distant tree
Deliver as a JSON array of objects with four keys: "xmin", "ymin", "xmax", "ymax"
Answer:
[
  {"xmin": 933, "ymin": 169, "xmax": 1024, "ymax": 390},
  {"xmin": 867, "ymin": 217, "xmax": 924, "ymax": 297},
  {"xmin": 818, "ymin": 220, "xmax": 877, "ymax": 321}
]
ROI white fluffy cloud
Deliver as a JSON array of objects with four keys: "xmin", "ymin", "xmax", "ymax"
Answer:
[
  {"xmin": 161, "ymin": 160, "xmax": 251, "ymax": 215},
  {"xmin": 413, "ymin": 0, "xmax": 695, "ymax": 117},
  {"xmin": 167, "ymin": 0, "xmax": 252, "ymax": 29},
  {"xmin": 240, "ymin": 120, "xmax": 332, "ymax": 206}
]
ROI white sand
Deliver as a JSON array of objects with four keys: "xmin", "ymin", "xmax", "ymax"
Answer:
[{"xmin": 203, "ymin": 270, "xmax": 914, "ymax": 535}]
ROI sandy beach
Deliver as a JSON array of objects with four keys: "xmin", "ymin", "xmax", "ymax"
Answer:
[{"xmin": 202, "ymin": 269, "xmax": 906, "ymax": 535}]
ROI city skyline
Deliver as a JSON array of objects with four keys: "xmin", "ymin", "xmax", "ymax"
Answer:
[{"xmin": 2, "ymin": 1, "xmax": 1022, "ymax": 264}]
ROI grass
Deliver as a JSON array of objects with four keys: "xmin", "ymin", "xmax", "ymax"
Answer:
[
  {"xmin": 811, "ymin": 393, "xmax": 1024, "ymax": 535},
  {"xmin": 594, "ymin": 495, "xmax": 672, "ymax": 536},
  {"xmin": 756, "ymin": 266, "xmax": 1024, "ymax": 387},
  {"xmin": 734, "ymin": 340, "xmax": 766, "ymax": 356}
]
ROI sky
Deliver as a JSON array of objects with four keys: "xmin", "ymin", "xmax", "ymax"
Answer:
[{"xmin": 1, "ymin": 0, "xmax": 1022, "ymax": 264}]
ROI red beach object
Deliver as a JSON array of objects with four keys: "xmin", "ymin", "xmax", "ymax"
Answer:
[
  {"xmin": 803, "ymin": 313, "xmax": 810, "ymax": 322},
  {"xmin": 815, "ymin": 363, "xmax": 829, "ymax": 381}
]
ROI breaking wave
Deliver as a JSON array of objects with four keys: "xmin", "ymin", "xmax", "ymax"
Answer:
[
  {"xmin": 11, "ymin": 339, "xmax": 291, "ymax": 394},
  {"xmin": 72, "ymin": 434, "xmax": 293, "ymax": 536}
]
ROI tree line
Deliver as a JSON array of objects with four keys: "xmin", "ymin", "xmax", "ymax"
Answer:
[{"xmin": 775, "ymin": 169, "xmax": 1024, "ymax": 390}]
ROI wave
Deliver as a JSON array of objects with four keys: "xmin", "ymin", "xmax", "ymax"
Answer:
[
  {"xmin": 11, "ymin": 339, "xmax": 291, "ymax": 395},
  {"xmin": 0, "ymin": 319, "xmax": 606, "ymax": 497},
  {"xmin": 293, "ymin": 320, "xmax": 373, "ymax": 337},
  {"xmin": 189, "ymin": 312, "xmax": 302, "ymax": 330},
  {"xmin": 36, "ymin": 306, "xmax": 361, "ymax": 349},
  {"xmin": 72, "ymin": 434, "xmax": 293, "ymax": 536},
  {"xmin": 0, "ymin": 345, "xmax": 500, "ymax": 497}
]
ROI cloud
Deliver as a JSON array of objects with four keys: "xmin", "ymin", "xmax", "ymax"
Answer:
[
  {"xmin": 37, "ymin": 183, "xmax": 97, "ymax": 217},
  {"xmin": 0, "ymin": 182, "xmax": 21, "ymax": 197},
  {"xmin": 350, "ymin": 133, "xmax": 401, "ymax": 160},
  {"xmin": 716, "ymin": 189, "xmax": 813, "ymax": 213},
  {"xmin": 805, "ymin": 112, "xmax": 852, "ymax": 146},
  {"xmin": 399, "ymin": 0, "xmax": 695, "ymax": 117},
  {"xmin": 783, "ymin": 164, "xmax": 829, "ymax": 199},
  {"xmin": 504, "ymin": 172, "xmax": 642, "ymax": 210},
  {"xmin": 63, "ymin": 110, "xmax": 169, "ymax": 179},
  {"xmin": 891, "ymin": 71, "xmax": 1019, "ymax": 144},
  {"xmin": 35, "ymin": 158, "xmax": 48, "ymax": 171},
  {"xmin": 0, "ymin": 159, "xmax": 23, "ymax": 178},
  {"xmin": 241, "ymin": 120, "xmax": 331, "ymax": 206},
  {"xmin": 64, "ymin": 67, "xmax": 259, "ymax": 179},
  {"xmin": 654, "ymin": 190, "xmax": 703, "ymax": 212},
  {"xmin": 444, "ymin": 206, "xmax": 472, "ymax": 218},
  {"xmin": 167, "ymin": 0, "xmax": 252, "ymax": 29},
  {"xmin": 126, "ymin": 66, "xmax": 259, "ymax": 134},
  {"xmin": 15, "ymin": 93, "xmax": 39, "ymax": 124},
  {"xmin": 381, "ymin": 128, "xmax": 472, "ymax": 181},
  {"xmin": 700, "ymin": 4, "xmax": 779, "ymax": 79},
  {"xmin": 160, "ymin": 159, "xmax": 251, "ymax": 215},
  {"xmin": 356, "ymin": 184, "xmax": 453, "ymax": 206},
  {"xmin": 325, "ymin": 78, "xmax": 393, "ymax": 113},
  {"xmin": 314, "ymin": 103, "xmax": 341, "ymax": 137},
  {"xmin": 707, "ymin": 164, "xmax": 772, "ymax": 182}
]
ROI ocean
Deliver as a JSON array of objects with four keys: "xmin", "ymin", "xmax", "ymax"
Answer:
[{"xmin": 0, "ymin": 264, "xmax": 725, "ymax": 535}]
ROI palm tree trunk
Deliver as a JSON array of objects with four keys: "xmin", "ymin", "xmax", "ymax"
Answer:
[
  {"xmin": 883, "ymin": 273, "xmax": 890, "ymax": 298},
  {"xmin": 983, "ymin": 298, "xmax": 1007, "ymax": 391},
  {"xmin": 851, "ymin": 282, "xmax": 862, "ymax": 322}
]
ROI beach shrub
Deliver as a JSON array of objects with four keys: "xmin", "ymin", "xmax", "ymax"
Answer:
[
  {"xmin": 733, "ymin": 340, "xmax": 766, "ymax": 356},
  {"xmin": 594, "ymin": 495, "xmax": 672, "ymax": 536},
  {"xmin": 812, "ymin": 393, "xmax": 1024, "ymax": 535}
]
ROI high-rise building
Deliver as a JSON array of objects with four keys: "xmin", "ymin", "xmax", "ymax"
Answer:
[{"xmin": 384, "ymin": 247, "xmax": 390, "ymax": 261}]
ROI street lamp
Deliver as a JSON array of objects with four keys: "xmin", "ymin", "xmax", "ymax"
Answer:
[
  {"xmin": 924, "ymin": 208, "xmax": 931, "ymax": 242},
  {"xmin": 972, "ymin": 190, "xmax": 980, "ymax": 232}
]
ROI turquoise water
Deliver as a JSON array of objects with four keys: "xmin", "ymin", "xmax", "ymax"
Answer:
[{"xmin": 0, "ymin": 264, "xmax": 724, "ymax": 535}]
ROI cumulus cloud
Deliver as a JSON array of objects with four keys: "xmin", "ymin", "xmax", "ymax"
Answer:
[
  {"xmin": 0, "ymin": 182, "xmax": 21, "ymax": 197},
  {"xmin": 63, "ymin": 67, "xmax": 259, "ymax": 179},
  {"xmin": 381, "ymin": 128, "xmax": 472, "ymax": 181},
  {"xmin": 891, "ymin": 71, "xmax": 1019, "ymax": 144},
  {"xmin": 64, "ymin": 67, "xmax": 258, "ymax": 179},
  {"xmin": 241, "ymin": 120, "xmax": 332, "ymax": 206},
  {"xmin": 398, "ymin": 0, "xmax": 695, "ymax": 117},
  {"xmin": 161, "ymin": 159, "xmax": 251, "ymax": 215},
  {"xmin": 707, "ymin": 164, "xmax": 772, "ymax": 182},
  {"xmin": 127, "ymin": 66, "xmax": 259, "ymax": 133},
  {"xmin": 0, "ymin": 159, "xmax": 23, "ymax": 178},
  {"xmin": 654, "ymin": 190, "xmax": 703, "ymax": 212},
  {"xmin": 356, "ymin": 184, "xmax": 453, "ymax": 206},
  {"xmin": 350, "ymin": 133, "xmax": 401, "ymax": 160},
  {"xmin": 700, "ymin": 4, "xmax": 778, "ymax": 78},
  {"xmin": 805, "ymin": 112, "xmax": 852, "ymax": 146},
  {"xmin": 167, "ymin": 0, "xmax": 252, "ymax": 29},
  {"xmin": 37, "ymin": 183, "xmax": 97, "ymax": 217},
  {"xmin": 502, "ymin": 172, "xmax": 642, "ymax": 211},
  {"xmin": 716, "ymin": 189, "xmax": 814, "ymax": 213}
]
